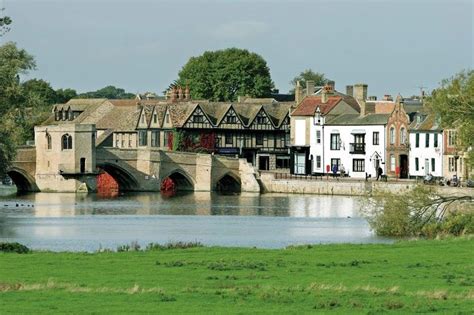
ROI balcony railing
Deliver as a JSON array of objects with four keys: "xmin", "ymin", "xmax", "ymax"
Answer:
[{"xmin": 349, "ymin": 143, "xmax": 365, "ymax": 154}]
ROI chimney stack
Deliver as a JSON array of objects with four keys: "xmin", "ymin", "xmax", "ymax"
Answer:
[
  {"xmin": 295, "ymin": 81, "xmax": 303, "ymax": 105},
  {"xmin": 321, "ymin": 86, "xmax": 329, "ymax": 104},
  {"xmin": 327, "ymin": 80, "xmax": 335, "ymax": 91},
  {"xmin": 306, "ymin": 80, "xmax": 315, "ymax": 96},
  {"xmin": 178, "ymin": 86, "xmax": 184, "ymax": 100},
  {"xmin": 170, "ymin": 86, "xmax": 177, "ymax": 102},
  {"xmin": 353, "ymin": 83, "xmax": 368, "ymax": 116},
  {"xmin": 346, "ymin": 85, "xmax": 353, "ymax": 96},
  {"xmin": 383, "ymin": 94, "xmax": 393, "ymax": 101},
  {"xmin": 185, "ymin": 86, "xmax": 190, "ymax": 100},
  {"xmin": 368, "ymin": 96, "xmax": 377, "ymax": 101}
]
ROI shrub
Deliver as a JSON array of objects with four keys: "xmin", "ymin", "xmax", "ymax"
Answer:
[
  {"xmin": 0, "ymin": 242, "xmax": 30, "ymax": 253},
  {"xmin": 145, "ymin": 241, "xmax": 203, "ymax": 251}
]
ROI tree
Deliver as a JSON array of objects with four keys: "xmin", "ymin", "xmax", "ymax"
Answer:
[
  {"xmin": 55, "ymin": 88, "xmax": 77, "ymax": 103},
  {"xmin": 0, "ymin": 42, "xmax": 36, "ymax": 177},
  {"xmin": 428, "ymin": 70, "xmax": 474, "ymax": 165},
  {"xmin": 289, "ymin": 69, "xmax": 328, "ymax": 94},
  {"xmin": 174, "ymin": 48, "xmax": 274, "ymax": 102},
  {"xmin": 77, "ymin": 85, "xmax": 135, "ymax": 99},
  {"xmin": 363, "ymin": 185, "xmax": 474, "ymax": 237},
  {"xmin": 0, "ymin": 10, "xmax": 12, "ymax": 36},
  {"xmin": 22, "ymin": 79, "xmax": 57, "ymax": 108}
]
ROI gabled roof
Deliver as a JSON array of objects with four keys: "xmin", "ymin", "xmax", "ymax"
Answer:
[
  {"xmin": 262, "ymin": 102, "xmax": 292, "ymax": 127},
  {"xmin": 232, "ymin": 103, "xmax": 263, "ymax": 127},
  {"xmin": 199, "ymin": 102, "xmax": 232, "ymax": 126},
  {"xmin": 291, "ymin": 96, "xmax": 343, "ymax": 116}
]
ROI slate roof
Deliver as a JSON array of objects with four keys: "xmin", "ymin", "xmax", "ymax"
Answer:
[
  {"xmin": 325, "ymin": 113, "xmax": 391, "ymax": 125},
  {"xmin": 409, "ymin": 113, "xmax": 442, "ymax": 131}
]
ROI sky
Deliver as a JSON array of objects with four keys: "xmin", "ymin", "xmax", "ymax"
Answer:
[{"xmin": 1, "ymin": 0, "xmax": 473, "ymax": 98}]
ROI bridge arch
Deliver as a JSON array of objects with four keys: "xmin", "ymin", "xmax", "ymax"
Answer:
[
  {"xmin": 161, "ymin": 169, "xmax": 195, "ymax": 191},
  {"xmin": 97, "ymin": 162, "xmax": 139, "ymax": 191},
  {"xmin": 215, "ymin": 172, "xmax": 241, "ymax": 193},
  {"xmin": 7, "ymin": 167, "xmax": 39, "ymax": 192}
]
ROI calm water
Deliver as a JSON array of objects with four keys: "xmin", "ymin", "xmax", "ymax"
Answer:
[{"xmin": 0, "ymin": 186, "xmax": 390, "ymax": 251}]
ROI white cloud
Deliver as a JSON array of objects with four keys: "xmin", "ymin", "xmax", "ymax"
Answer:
[{"xmin": 210, "ymin": 20, "xmax": 269, "ymax": 40}]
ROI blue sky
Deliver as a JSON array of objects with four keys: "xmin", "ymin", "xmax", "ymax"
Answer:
[{"xmin": 2, "ymin": 0, "xmax": 473, "ymax": 98}]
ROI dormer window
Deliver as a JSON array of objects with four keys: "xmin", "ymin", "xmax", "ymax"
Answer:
[
  {"xmin": 256, "ymin": 115, "xmax": 266, "ymax": 124},
  {"xmin": 314, "ymin": 107, "xmax": 322, "ymax": 125},
  {"xmin": 193, "ymin": 114, "xmax": 204, "ymax": 123}
]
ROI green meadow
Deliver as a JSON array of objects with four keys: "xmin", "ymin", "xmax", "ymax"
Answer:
[{"xmin": 1, "ymin": 238, "xmax": 473, "ymax": 314}]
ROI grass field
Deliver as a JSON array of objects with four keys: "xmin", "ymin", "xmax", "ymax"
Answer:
[{"xmin": 0, "ymin": 238, "xmax": 473, "ymax": 314}]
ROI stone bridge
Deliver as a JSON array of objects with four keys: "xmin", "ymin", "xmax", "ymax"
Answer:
[{"xmin": 9, "ymin": 146, "xmax": 260, "ymax": 193}]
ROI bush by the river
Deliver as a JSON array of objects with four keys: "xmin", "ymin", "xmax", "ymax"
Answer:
[
  {"xmin": 0, "ymin": 242, "xmax": 30, "ymax": 253},
  {"xmin": 364, "ymin": 185, "xmax": 474, "ymax": 238},
  {"xmin": 115, "ymin": 241, "xmax": 203, "ymax": 252}
]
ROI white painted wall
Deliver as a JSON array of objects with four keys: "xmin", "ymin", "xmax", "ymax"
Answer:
[
  {"xmin": 322, "ymin": 124, "xmax": 386, "ymax": 179},
  {"xmin": 294, "ymin": 119, "xmax": 307, "ymax": 146},
  {"xmin": 409, "ymin": 131, "xmax": 443, "ymax": 177}
]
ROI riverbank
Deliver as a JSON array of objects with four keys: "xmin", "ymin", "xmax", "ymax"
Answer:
[
  {"xmin": 259, "ymin": 172, "xmax": 474, "ymax": 196},
  {"xmin": 1, "ymin": 238, "xmax": 473, "ymax": 313}
]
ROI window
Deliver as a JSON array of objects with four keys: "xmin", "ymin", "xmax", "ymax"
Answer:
[
  {"xmin": 448, "ymin": 130, "xmax": 456, "ymax": 146},
  {"xmin": 165, "ymin": 112, "xmax": 170, "ymax": 124},
  {"xmin": 138, "ymin": 130, "xmax": 147, "ymax": 146},
  {"xmin": 46, "ymin": 133, "xmax": 52, "ymax": 150},
  {"xmin": 415, "ymin": 133, "xmax": 420, "ymax": 147},
  {"xmin": 226, "ymin": 115, "xmax": 237, "ymax": 124},
  {"xmin": 431, "ymin": 158, "xmax": 435, "ymax": 172},
  {"xmin": 164, "ymin": 131, "xmax": 172, "ymax": 148},
  {"xmin": 449, "ymin": 157, "xmax": 457, "ymax": 172},
  {"xmin": 425, "ymin": 133, "xmax": 430, "ymax": 147},
  {"xmin": 400, "ymin": 127, "xmax": 406, "ymax": 144},
  {"xmin": 128, "ymin": 134, "xmax": 132, "ymax": 147},
  {"xmin": 353, "ymin": 159, "xmax": 365, "ymax": 172},
  {"xmin": 390, "ymin": 154, "xmax": 395, "ymax": 172},
  {"xmin": 121, "ymin": 134, "xmax": 125, "ymax": 148},
  {"xmin": 141, "ymin": 114, "xmax": 145, "ymax": 124},
  {"xmin": 256, "ymin": 115, "xmax": 266, "ymax": 124},
  {"xmin": 151, "ymin": 130, "xmax": 160, "ymax": 147},
  {"xmin": 61, "ymin": 134, "xmax": 72, "ymax": 150},
  {"xmin": 390, "ymin": 127, "xmax": 395, "ymax": 144},
  {"xmin": 316, "ymin": 156, "xmax": 321, "ymax": 169},
  {"xmin": 276, "ymin": 157, "xmax": 290, "ymax": 169},
  {"xmin": 193, "ymin": 114, "xmax": 204, "ymax": 123},
  {"xmin": 256, "ymin": 134, "xmax": 264, "ymax": 146},
  {"xmin": 373, "ymin": 132, "xmax": 379, "ymax": 145},
  {"xmin": 331, "ymin": 158, "xmax": 341, "ymax": 170},
  {"xmin": 434, "ymin": 134, "xmax": 438, "ymax": 148},
  {"xmin": 316, "ymin": 130, "xmax": 321, "ymax": 144},
  {"xmin": 415, "ymin": 158, "xmax": 419, "ymax": 171},
  {"xmin": 225, "ymin": 133, "xmax": 233, "ymax": 145},
  {"xmin": 153, "ymin": 113, "xmax": 157, "ymax": 124},
  {"xmin": 330, "ymin": 133, "xmax": 340, "ymax": 150}
]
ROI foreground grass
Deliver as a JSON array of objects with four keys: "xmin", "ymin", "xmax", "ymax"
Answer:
[{"xmin": 0, "ymin": 238, "xmax": 473, "ymax": 314}]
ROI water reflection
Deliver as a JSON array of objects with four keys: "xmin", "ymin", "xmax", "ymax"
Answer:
[{"xmin": 0, "ymin": 191, "xmax": 390, "ymax": 251}]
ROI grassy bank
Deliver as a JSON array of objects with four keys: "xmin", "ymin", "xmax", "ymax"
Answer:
[{"xmin": 0, "ymin": 238, "xmax": 473, "ymax": 314}]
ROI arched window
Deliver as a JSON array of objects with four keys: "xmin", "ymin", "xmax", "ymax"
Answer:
[
  {"xmin": 46, "ymin": 133, "xmax": 52, "ymax": 150},
  {"xmin": 61, "ymin": 134, "xmax": 73, "ymax": 150},
  {"xmin": 390, "ymin": 126, "xmax": 395, "ymax": 144},
  {"xmin": 400, "ymin": 127, "xmax": 406, "ymax": 144}
]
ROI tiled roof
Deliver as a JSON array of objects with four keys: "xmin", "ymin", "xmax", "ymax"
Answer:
[{"xmin": 291, "ymin": 96, "xmax": 343, "ymax": 116}]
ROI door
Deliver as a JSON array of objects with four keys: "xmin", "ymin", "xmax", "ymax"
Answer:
[
  {"xmin": 80, "ymin": 158, "xmax": 86, "ymax": 173},
  {"xmin": 424, "ymin": 159, "xmax": 429, "ymax": 175},
  {"xmin": 294, "ymin": 153, "xmax": 306, "ymax": 174},
  {"xmin": 399, "ymin": 154, "xmax": 408, "ymax": 178}
]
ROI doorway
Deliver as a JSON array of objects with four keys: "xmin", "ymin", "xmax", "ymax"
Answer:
[
  {"xmin": 259, "ymin": 156, "xmax": 269, "ymax": 171},
  {"xmin": 399, "ymin": 154, "xmax": 408, "ymax": 178},
  {"xmin": 80, "ymin": 158, "xmax": 86, "ymax": 173}
]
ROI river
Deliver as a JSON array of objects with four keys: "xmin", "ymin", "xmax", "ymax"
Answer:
[{"xmin": 0, "ymin": 185, "xmax": 391, "ymax": 251}]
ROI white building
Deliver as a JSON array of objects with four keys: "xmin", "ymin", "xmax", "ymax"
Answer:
[
  {"xmin": 323, "ymin": 114, "xmax": 388, "ymax": 179},
  {"xmin": 409, "ymin": 113, "xmax": 443, "ymax": 178},
  {"xmin": 290, "ymin": 84, "xmax": 360, "ymax": 174}
]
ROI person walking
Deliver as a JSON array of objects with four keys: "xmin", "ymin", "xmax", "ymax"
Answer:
[
  {"xmin": 332, "ymin": 163, "xmax": 338, "ymax": 179},
  {"xmin": 377, "ymin": 166, "xmax": 383, "ymax": 181},
  {"xmin": 340, "ymin": 164, "xmax": 345, "ymax": 178}
]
